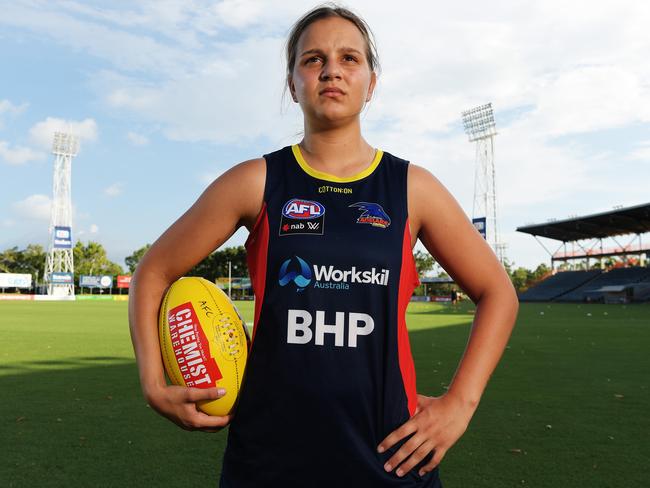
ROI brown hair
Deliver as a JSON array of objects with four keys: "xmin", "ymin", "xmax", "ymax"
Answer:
[{"xmin": 284, "ymin": 3, "xmax": 381, "ymax": 99}]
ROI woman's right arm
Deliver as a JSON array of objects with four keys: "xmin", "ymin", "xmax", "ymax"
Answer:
[{"xmin": 128, "ymin": 157, "xmax": 265, "ymax": 432}]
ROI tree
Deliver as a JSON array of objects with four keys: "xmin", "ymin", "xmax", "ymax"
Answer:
[
  {"xmin": 502, "ymin": 256, "xmax": 514, "ymax": 277},
  {"xmin": 510, "ymin": 267, "xmax": 531, "ymax": 292},
  {"xmin": 19, "ymin": 244, "xmax": 46, "ymax": 276},
  {"xmin": 73, "ymin": 241, "xmax": 124, "ymax": 276},
  {"xmin": 126, "ymin": 244, "xmax": 249, "ymax": 281},
  {"xmin": 413, "ymin": 250, "xmax": 436, "ymax": 277},
  {"xmin": 532, "ymin": 263, "xmax": 551, "ymax": 281},
  {"xmin": 125, "ymin": 244, "xmax": 151, "ymax": 273},
  {"xmin": 0, "ymin": 246, "xmax": 20, "ymax": 273},
  {"xmin": 0, "ymin": 244, "xmax": 46, "ymax": 278},
  {"xmin": 503, "ymin": 261, "xmax": 554, "ymax": 292},
  {"xmin": 189, "ymin": 246, "xmax": 248, "ymax": 280}
]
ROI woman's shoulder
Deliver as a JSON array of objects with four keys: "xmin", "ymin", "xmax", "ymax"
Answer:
[
  {"xmin": 215, "ymin": 143, "xmax": 293, "ymax": 187},
  {"xmin": 406, "ymin": 161, "xmax": 449, "ymax": 205},
  {"xmin": 200, "ymin": 156, "xmax": 266, "ymax": 231},
  {"xmin": 380, "ymin": 149, "xmax": 433, "ymax": 181},
  {"xmin": 214, "ymin": 156, "xmax": 266, "ymax": 187},
  {"xmin": 261, "ymin": 144, "xmax": 293, "ymax": 160},
  {"xmin": 399, "ymin": 156, "xmax": 452, "ymax": 236},
  {"xmin": 379, "ymin": 148, "xmax": 437, "ymax": 184}
]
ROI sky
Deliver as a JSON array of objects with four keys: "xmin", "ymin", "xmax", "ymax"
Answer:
[{"xmin": 1, "ymin": 0, "xmax": 649, "ymax": 274}]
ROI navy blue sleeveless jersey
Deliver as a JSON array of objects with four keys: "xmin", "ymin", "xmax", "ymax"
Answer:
[{"xmin": 220, "ymin": 145, "xmax": 442, "ymax": 487}]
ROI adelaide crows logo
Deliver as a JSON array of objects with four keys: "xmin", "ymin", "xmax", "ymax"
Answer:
[
  {"xmin": 278, "ymin": 256, "xmax": 312, "ymax": 292},
  {"xmin": 349, "ymin": 202, "xmax": 391, "ymax": 229}
]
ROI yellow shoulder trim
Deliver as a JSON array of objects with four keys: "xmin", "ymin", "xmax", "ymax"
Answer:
[{"xmin": 291, "ymin": 144, "xmax": 383, "ymax": 183}]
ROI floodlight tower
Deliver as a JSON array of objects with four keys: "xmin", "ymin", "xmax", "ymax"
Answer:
[
  {"xmin": 461, "ymin": 103, "xmax": 506, "ymax": 264},
  {"xmin": 44, "ymin": 132, "xmax": 79, "ymax": 296}
]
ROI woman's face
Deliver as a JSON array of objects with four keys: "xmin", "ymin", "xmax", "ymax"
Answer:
[{"xmin": 289, "ymin": 16, "xmax": 376, "ymax": 125}]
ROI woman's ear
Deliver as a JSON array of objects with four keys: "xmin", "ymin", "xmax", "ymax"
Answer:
[
  {"xmin": 288, "ymin": 75, "xmax": 298, "ymax": 103},
  {"xmin": 366, "ymin": 71, "xmax": 377, "ymax": 102}
]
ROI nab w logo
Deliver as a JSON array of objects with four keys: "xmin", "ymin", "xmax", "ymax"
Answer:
[{"xmin": 278, "ymin": 256, "xmax": 312, "ymax": 292}]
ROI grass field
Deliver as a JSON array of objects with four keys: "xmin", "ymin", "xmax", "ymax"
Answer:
[{"xmin": 1, "ymin": 300, "xmax": 648, "ymax": 487}]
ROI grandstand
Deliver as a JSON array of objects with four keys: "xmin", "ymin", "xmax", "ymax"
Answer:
[{"xmin": 517, "ymin": 203, "xmax": 650, "ymax": 303}]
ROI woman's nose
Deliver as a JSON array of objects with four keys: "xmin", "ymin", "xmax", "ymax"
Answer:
[{"xmin": 320, "ymin": 61, "xmax": 342, "ymax": 80}]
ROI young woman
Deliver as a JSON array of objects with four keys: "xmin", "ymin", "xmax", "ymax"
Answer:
[{"xmin": 128, "ymin": 4, "xmax": 519, "ymax": 487}]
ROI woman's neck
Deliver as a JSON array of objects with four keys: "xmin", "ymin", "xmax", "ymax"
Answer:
[{"xmin": 299, "ymin": 121, "xmax": 376, "ymax": 177}]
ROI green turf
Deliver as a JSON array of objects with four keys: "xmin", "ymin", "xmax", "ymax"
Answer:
[{"xmin": 1, "ymin": 300, "xmax": 648, "ymax": 487}]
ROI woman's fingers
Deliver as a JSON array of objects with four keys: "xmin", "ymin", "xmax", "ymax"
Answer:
[
  {"xmin": 177, "ymin": 407, "xmax": 233, "ymax": 432},
  {"xmin": 193, "ymin": 411, "xmax": 233, "ymax": 430},
  {"xmin": 393, "ymin": 440, "xmax": 435, "ymax": 477},
  {"xmin": 149, "ymin": 385, "xmax": 231, "ymax": 432},
  {"xmin": 182, "ymin": 387, "xmax": 231, "ymax": 431},
  {"xmin": 184, "ymin": 386, "xmax": 226, "ymax": 403},
  {"xmin": 418, "ymin": 446, "xmax": 447, "ymax": 476},
  {"xmin": 382, "ymin": 433, "xmax": 426, "ymax": 474}
]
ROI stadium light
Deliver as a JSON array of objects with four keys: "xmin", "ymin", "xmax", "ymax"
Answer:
[
  {"xmin": 52, "ymin": 131, "xmax": 79, "ymax": 156},
  {"xmin": 461, "ymin": 102, "xmax": 505, "ymax": 264},
  {"xmin": 44, "ymin": 131, "xmax": 79, "ymax": 296},
  {"xmin": 461, "ymin": 103, "xmax": 497, "ymax": 142}
]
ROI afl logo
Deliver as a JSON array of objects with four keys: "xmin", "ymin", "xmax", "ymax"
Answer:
[{"xmin": 282, "ymin": 198, "xmax": 325, "ymax": 219}]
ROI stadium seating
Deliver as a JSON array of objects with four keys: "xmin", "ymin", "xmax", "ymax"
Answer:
[
  {"xmin": 631, "ymin": 283, "xmax": 650, "ymax": 302},
  {"xmin": 518, "ymin": 270, "xmax": 602, "ymax": 302},
  {"xmin": 554, "ymin": 267, "xmax": 650, "ymax": 302}
]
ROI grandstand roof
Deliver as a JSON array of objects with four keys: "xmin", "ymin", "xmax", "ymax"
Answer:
[
  {"xmin": 421, "ymin": 276, "xmax": 455, "ymax": 283},
  {"xmin": 516, "ymin": 202, "xmax": 650, "ymax": 241}
]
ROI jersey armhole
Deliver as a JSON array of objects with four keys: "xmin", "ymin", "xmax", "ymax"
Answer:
[
  {"xmin": 404, "ymin": 161, "xmax": 420, "ymax": 289},
  {"xmin": 244, "ymin": 156, "xmax": 269, "ymax": 249}
]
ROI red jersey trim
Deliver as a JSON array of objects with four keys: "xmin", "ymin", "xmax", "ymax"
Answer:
[
  {"xmin": 244, "ymin": 201, "xmax": 269, "ymax": 347},
  {"xmin": 397, "ymin": 217, "xmax": 420, "ymax": 417}
]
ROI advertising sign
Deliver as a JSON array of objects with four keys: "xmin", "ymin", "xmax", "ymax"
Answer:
[
  {"xmin": 472, "ymin": 217, "xmax": 487, "ymax": 239},
  {"xmin": 53, "ymin": 226, "xmax": 73, "ymax": 249},
  {"xmin": 79, "ymin": 275, "xmax": 113, "ymax": 288},
  {"xmin": 50, "ymin": 272, "xmax": 73, "ymax": 284},
  {"xmin": 0, "ymin": 273, "xmax": 33, "ymax": 288},
  {"xmin": 117, "ymin": 275, "xmax": 131, "ymax": 288},
  {"xmin": 215, "ymin": 277, "xmax": 251, "ymax": 290}
]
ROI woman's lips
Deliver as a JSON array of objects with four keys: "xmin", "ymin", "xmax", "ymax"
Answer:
[{"xmin": 320, "ymin": 88, "xmax": 344, "ymax": 96}]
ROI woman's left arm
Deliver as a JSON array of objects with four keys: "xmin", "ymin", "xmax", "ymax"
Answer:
[{"xmin": 377, "ymin": 163, "xmax": 520, "ymax": 478}]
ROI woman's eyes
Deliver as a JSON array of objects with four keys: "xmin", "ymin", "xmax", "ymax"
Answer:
[{"xmin": 304, "ymin": 55, "xmax": 358, "ymax": 64}]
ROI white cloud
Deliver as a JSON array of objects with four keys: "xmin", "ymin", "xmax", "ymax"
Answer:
[
  {"xmin": 199, "ymin": 168, "xmax": 226, "ymax": 185},
  {"xmin": 212, "ymin": 0, "xmax": 267, "ymax": 29},
  {"xmin": 0, "ymin": 99, "xmax": 28, "ymax": 128},
  {"xmin": 29, "ymin": 117, "xmax": 98, "ymax": 150},
  {"xmin": 7, "ymin": 0, "xmax": 649, "ymax": 145},
  {"xmin": 104, "ymin": 183, "xmax": 123, "ymax": 197},
  {"xmin": 0, "ymin": 141, "xmax": 46, "ymax": 165},
  {"xmin": 127, "ymin": 131, "xmax": 149, "ymax": 146},
  {"xmin": 11, "ymin": 194, "xmax": 52, "ymax": 221},
  {"xmin": 628, "ymin": 141, "xmax": 650, "ymax": 161},
  {"xmin": 515, "ymin": 66, "xmax": 650, "ymax": 137},
  {"xmin": 77, "ymin": 224, "xmax": 99, "ymax": 237},
  {"xmin": 101, "ymin": 34, "xmax": 292, "ymax": 145},
  {"xmin": 0, "ymin": 99, "xmax": 27, "ymax": 115}
]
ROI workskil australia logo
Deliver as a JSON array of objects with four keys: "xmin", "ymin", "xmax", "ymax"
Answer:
[
  {"xmin": 349, "ymin": 202, "xmax": 391, "ymax": 228},
  {"xmin": 278, "ymin": 255, "xmax": 389, "ymax": 291},
  {"xmin": 278, "ymin": 256, "xmax": 312, "ymax": 292},
  {"xmin": 279, "ymin": 198, "xmax": 325, "ymax": 236}
]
